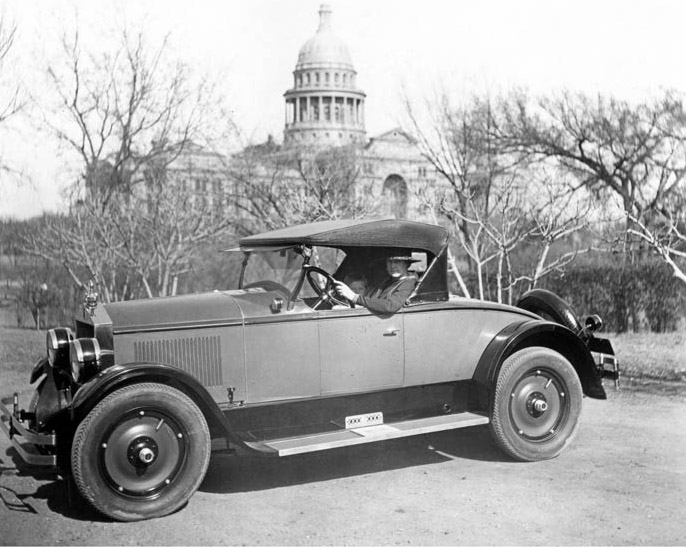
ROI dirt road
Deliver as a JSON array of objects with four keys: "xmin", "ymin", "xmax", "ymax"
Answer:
[{"xmin": 1, "ymin": 387, "xmax": 685, "ymax": 546}]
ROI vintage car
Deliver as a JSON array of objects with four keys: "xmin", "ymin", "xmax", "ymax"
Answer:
[{"xmin": 1, "ymin": 219, "xmax": 619, "ymax": 521}]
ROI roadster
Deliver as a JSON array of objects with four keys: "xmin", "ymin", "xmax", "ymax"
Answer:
[{"xmin": 1, "ymin": 218, "xmax": 619, "ymax": 521}]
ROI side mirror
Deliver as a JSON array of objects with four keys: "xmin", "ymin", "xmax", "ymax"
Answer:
[{"xmin": 584, "ymin": 314, "xmax": 603, "ymax": 332}]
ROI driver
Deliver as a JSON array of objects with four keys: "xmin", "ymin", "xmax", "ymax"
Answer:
[{"xmin": 335, "ymin": 255, "xmax": 417, "ymax": 314}]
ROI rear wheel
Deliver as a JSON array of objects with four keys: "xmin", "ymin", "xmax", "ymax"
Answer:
[
  {"xmin": 490, "ymin": 346, "xmax": 582, "ymax": 461},
  {"xmin": 71, "ymin": 383, "xmax": 211, "ymax": 521}
]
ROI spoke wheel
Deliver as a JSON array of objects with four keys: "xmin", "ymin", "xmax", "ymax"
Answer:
[
  {"xmin": 491, "ymin": 347, "xmax": 582, "ymax": 461},
  {"xmin": 71, "ymin": 383, "xmax": 210, "ymax": 521}
]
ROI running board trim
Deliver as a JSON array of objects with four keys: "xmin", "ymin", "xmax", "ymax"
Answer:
[{"xmin": 245, "ymin": 412, "xmax": 489, "ymax": 457}]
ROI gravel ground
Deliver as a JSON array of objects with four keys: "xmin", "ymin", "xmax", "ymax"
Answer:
[{"xmin": 1, "ymin": 386, "xmax": 685, "ymax": 546}]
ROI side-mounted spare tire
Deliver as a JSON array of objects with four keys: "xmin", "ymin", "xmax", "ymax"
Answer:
[{"xmin": 516, "ymin": 289, "xmax": 582, "ymax": 334}]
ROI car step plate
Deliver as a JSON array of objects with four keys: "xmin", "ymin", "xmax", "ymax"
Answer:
[{"xmin": 253, "ymin": 412, "xmax": 490, "ymax": 457}]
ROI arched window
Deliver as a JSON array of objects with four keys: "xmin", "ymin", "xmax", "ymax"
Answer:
[{"xmin": 382, "ymin": 175, "xmax": 408, "ymax": 219}]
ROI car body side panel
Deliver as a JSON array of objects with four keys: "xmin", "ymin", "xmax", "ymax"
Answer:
[
  {"xmin": 403, "ymin": 303, "xmax": 539, "ymax": 385},
  {"xmin": 112, "ymin": 325, "xmax": 245, "ymax": 403},
  {"xmin": 242, "ymin": 318, "xmax": 320, "ymax": 403},
  {"xmin": 318, "ymin": 309, "xmax": 404, "ymax": 395}
]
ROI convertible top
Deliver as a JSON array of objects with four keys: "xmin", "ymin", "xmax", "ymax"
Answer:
[{"xmin": 237, "ymin": 219, "xmax": 449, "ymax": 256}]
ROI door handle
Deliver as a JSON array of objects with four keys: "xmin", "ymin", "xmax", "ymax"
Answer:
[{"xmin": 383, "ymin": 327, "xmax": 400, "ymax": 336}]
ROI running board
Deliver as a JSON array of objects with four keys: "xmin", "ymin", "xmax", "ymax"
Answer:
[{"xmin": 244, "ymin": 412, "xmax": 489, "ymax": 457}]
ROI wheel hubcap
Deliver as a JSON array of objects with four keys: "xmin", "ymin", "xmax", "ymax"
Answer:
[
  {"xmin": 100, "ymin": 410, "xmax": 187, "ymax": 497},
  {"xmin": 510, "ymin": 368, "xmax": 568, "ymax": 441},
  {"xmin": 527, "ymin": 392, "xmax": 549, "ymax": 417},
  {"xmin": 127, "ymin": 436, "xmax": 158, "ymax": 467}
]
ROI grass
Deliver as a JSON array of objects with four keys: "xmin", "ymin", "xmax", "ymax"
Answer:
[
  {"xmin": 0, "ymin": 327, "xmax": 684, "ymax": 396},
  {"xmin": 610, "ymin": 331, "xmax": 686, "ymax": 383},
  {"xmin": 0, "ymin": 326, "xmax": 45, "ymax": 394}
]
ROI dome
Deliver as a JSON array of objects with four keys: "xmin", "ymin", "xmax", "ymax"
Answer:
[{"xmin": 296, "ymin": 4, "xmax": 353, "ymax": 70}]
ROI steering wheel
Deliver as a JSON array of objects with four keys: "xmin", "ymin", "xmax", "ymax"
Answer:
[{"xmin": 305, "ymin": 266, "xmax": 350, "ymax": 309}]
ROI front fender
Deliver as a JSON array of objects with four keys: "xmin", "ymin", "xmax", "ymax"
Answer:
[
  {"xmin": 471, "ymin": 319, "xmax": 606, "ymax": 410},
  {"xmin": 70, "ymin": 362, "xmax": 246, "ymax": 447}
]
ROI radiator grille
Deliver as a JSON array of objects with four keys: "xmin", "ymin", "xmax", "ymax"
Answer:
[{"xmin": 134, "ymin": 336, "xmax": 223, "ymax": 386}]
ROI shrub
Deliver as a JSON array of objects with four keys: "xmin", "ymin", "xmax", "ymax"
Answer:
[{"xmin": 539, "ymin": 256, "xmax": 685, "ymax": 333}]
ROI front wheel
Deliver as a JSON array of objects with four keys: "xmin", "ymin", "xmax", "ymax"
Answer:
[
  {"xmin": 490, "ymin": 347, "xmax": 582, "ymax": 461},
  {"xmin": 71, "ymin": 383, "xmax": 211, "ymax": 521}
]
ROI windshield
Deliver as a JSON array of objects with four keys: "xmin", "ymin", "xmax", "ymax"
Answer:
[{"xmin": 238, "ymin": 246, "xmax": 345, "ymax": 298}]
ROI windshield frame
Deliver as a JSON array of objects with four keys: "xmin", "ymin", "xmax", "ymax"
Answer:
[{"xmin": 226, "ymin": 244, "xmax": 315, "ymax": 309}]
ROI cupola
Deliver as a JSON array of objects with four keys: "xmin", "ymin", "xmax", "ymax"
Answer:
[{"xmin": 283, "ymin": 4, "xmax": 366, "ymax": 147}]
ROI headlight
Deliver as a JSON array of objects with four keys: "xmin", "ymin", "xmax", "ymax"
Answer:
[
  {"xmin": 70, "ymin": 338, "xmax": 101, "ymax": 383},
  {"xmin": 46, "ymin": 328, "xmax": 73, "ymax": 369}
]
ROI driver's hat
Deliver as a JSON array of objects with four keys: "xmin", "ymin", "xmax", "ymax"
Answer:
[{"xmin": 387, "ymin": 254, "xmax": 419, "ymax": 262}]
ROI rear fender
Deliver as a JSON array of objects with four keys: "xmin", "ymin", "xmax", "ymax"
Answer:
[
  {"xmin": 70, "ymin": 362, "xmax": 244, "ymax": 446},
  {"xmin": 471, "ymin": 320, "xmax": 606, "ymax": 410}
]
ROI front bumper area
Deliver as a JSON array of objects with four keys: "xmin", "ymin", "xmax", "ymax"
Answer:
[{"xmin": 0, "ymin": 393, "xmax": 57, "ymax": 467}]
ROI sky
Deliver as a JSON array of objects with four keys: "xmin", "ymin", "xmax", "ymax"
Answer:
[{"xmin": 1, "ymin": 0, "xmax": 686, "ymax": 219}]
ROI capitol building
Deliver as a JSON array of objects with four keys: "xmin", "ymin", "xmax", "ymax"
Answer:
[
  {"xmin": 282, "ymin": 4, "xmax": 435, "ymax": 219},
  {"xmin": 166, "ymin": 4, "xmax": 436, "ymax": 221}
]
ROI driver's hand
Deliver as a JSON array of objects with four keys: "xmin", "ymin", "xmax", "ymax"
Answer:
[{"xmin": 334, "ymin": 281, "xmax": 357, "ymax": 302}]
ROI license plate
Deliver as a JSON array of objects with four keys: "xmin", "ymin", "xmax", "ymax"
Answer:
[{"xmin": 344, "ymin": 412, "xmax": 384, "ymax": 429}]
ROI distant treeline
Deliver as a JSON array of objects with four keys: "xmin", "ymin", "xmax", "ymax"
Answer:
[{"xmin": 459, "ymin": 255, "xmax": 685, "ymax": 333}]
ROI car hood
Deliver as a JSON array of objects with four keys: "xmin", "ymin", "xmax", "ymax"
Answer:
[{"xmin": 104, "ymin": 289, "xmax": 286, "ymax": 333}]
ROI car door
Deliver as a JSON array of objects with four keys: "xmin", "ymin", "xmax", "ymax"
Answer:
[
  {"xmin": 318, "ymin": 307, "xmax": 404, "ymax": 395},
  {"xmin": 237, "ymin": 294, "xmax": 321, "ymax": 404}
]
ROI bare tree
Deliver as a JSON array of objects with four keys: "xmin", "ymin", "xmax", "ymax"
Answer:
[
  {"xmin": 627, "ymin": 206, "xmax": 686, "ymax": 285},
  {"xmin": 227, "ymin": 143, "xmax": 377, "ymax": 235},
  {"xmin": 23, "ymin": 23, "xmax": 237, "ymax": 301},
  {"xmin": 513, "ymin": 183, "xmax": 592, "ymax": 293},
  {"xmin": 40, "ymin": 25, "xmax": 225, "ymax": 208},
  {"xmin": 497, "ymin": 89, "xmax": 686, "ymax": 282},
  {"xmin": 501, "ymin": 90, "xmax": 686, "ymax": 226},
  {"xmin": 405, "ymin": 92, "xmax": 506, "ymax": 297},
  {"xmin": 407, "ymin": 91, "xmax": 588, "ymax": 302},
  {"xmin": 0, "ymin": 14, "xmax": 21, "ymax": 126}
]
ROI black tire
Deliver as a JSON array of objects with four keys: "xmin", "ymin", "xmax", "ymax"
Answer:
[
  {"xmin": 490, "ymin": 346, "xmax": 583, "ymax": 462},
  {"xmin": 71, "ymin": 383, "xmax": 211, "ymax": 522},
  {"xmin": 517, "ymin": 289, "xmax": 582, "ymax": 334}
]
